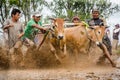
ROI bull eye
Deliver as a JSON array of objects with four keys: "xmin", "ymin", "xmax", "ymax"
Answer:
[
  {"xmin": 53, "ymin": 25, "xmax": 57, "ymax": 29},
  {"xmin": 98, "ymin": 31, "xmax": 101, "ymax": 34},
  {"xmin": 53, "ymin": 26, "xmax": 55, "ymax": 29}
]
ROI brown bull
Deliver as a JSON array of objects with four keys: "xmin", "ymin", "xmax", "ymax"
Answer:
[
  {"xmin": 45, "ymin": 18, "xmax": 66, "ymax": 63},
  {"xmin": 64, "ymin": 25, "xmax": 115, "ymax": 67}
]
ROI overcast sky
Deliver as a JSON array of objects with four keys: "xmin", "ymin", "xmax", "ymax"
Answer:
[
  {"xmin": 109, "ymin": 0, "xmax": 120, "ymax": 4},
  {"xmin": 107, "ymin": 0, "xmax": 120, "ymax": 25}
]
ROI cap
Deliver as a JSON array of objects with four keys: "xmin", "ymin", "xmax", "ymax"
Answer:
[
  {"xmin": 72, "ymin": 16, "xmax": 80, "ymax": 22},
  {"xmin": 33, "ymin": 12, "xmax": 41, "ymax": 17}
]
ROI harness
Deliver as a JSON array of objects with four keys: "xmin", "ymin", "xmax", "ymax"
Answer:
[
  {"xmin": 93, "ymin": 27, "xmax": 99, "ymax": 41},
  {"xmin": 84, "ymin": 27, "xmax": 91, "ymax": 41},
  {"xmin": 37, "ymin": 30, "xmax": 49, "ymax": 50},
  {"xmin": 49, "ymin": 27, "xmax": 57, "ymax": 39},
  {"xmin": 84, "ymin": 27, "xmax": 92, "ymax": 52},
  {"xmin": 49, "ymin": 25, "xmax": 59, "ymax": 39},
  {"xmin": 37, "ymin": 25, "xmax": 61, "ymax": 49}
]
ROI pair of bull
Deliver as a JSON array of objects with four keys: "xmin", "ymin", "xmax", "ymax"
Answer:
[{"xmin": 38, "ymin": 18, "xmax": 116, "ymax": 67}]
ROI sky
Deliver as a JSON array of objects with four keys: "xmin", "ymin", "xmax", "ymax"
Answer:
[
  {"xmin": 107, "ymin": 0, "xmax": 120, "ymax": 25},
  {"xmin": 109, "ymin": 0, "xmax": 120, "ymax": 4}
]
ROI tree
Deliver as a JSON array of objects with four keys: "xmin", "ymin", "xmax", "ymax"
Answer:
[
  {"xmin": 0, "ymin": 0, "xmax": 10, "ymax": 25},
  {"xmin": 48, "ymin": 0, "xmax": 120, "ymax": 20},
  {"xmin": 0, "ymin": 0, "xmax": 48, "ymax": 26}
]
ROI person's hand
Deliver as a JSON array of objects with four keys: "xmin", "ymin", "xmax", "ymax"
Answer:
[
  {"xmin": 9, "ymin": 24, "xmax": 14, "ymax": 27},
  {"xmin": 3, "ymin": 24, "xmax": 14, "ymax": 30},
  {"xmin": 41, "ymin": 28, "xmax": 46, "ymax": 33},
  {"xmin": 18, "ymin": 32, "xmax": 24, "ymax": 39}
]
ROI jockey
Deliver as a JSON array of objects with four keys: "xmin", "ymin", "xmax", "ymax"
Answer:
[
  {"xmin": 20, "ymin": 12, "xmax": 46, "ymax": 48},
  {"xmin": 87, "ymin": 8, "xmax": 112, "ymax": 63},
  {"xmin": 87, "ymin": 9, "xmax": 107, "ymax": 26}
]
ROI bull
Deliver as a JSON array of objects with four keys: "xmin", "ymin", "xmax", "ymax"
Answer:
[
  {"xmin": 38, "ymin": 18, "xmax": 66, "ymax": 63},
  {"xmin": 64, "ymin": 24, "xmax": 116, "ymax": 67}
]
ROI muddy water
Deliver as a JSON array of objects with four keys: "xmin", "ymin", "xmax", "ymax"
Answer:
[{"xmin": 0, "ymin": 67, "xmax": 120, "ymax": 80}]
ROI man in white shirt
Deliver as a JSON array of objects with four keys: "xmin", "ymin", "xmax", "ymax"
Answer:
[{"xmin": 3, "ymin": 8, "xmax": 23, "ymax": 50}]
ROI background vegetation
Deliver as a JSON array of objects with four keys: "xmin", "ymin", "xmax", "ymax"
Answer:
[{"xmin": 0, "ymin": 0, "xmax": 120, "ymax": 25}]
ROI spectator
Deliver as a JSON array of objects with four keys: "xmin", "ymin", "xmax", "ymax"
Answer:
[{"xmin": 112, "ymin": 24, "xmax": 120, "ymax": 50}]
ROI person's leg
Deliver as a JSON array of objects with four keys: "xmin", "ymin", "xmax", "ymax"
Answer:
[
  {"xmin": 112, "ymin": 39, "xmax": 118, "ymax": 50},
  {"xmin": 23, "ymin": 38, "xmax": 37, "ymax": 53},
  {"xmin": 102, "ymin": 36, "xmax": 112, "ymax": 55},
  {"xmin": 115, "ymin": 40, "xmax": 119, "ymax": 50},
  {"xmin": 14, "ymin": 41, "xmax": 22, "ymax": 49},
  {"xmin": 13, "ymin": 41, "xmax": 23, "ymax": 55},
  {"xmin": 25, "ymin": 38, "xmax": 35, "ymax": 47}
]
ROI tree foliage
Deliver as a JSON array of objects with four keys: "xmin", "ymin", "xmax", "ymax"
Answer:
[
  {"xmin": 0, "ymin": 0, "xmax": 48, "ymax": 26},
  {"xmin": 0, "ymin": 0, "xmax": 120, "ymax": 26},
  {"xmin": 48, "ymin": 0, "xmax": 120, "ymax": 20}
]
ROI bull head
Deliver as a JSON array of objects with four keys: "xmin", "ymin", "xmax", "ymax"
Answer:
[
  {"xmin": 88, "ymin": 26, "xmax": 105, "ymax": 45},
  {"xmin": 49, "ymin": 18, "xmax": 65, "ymax": 40}
]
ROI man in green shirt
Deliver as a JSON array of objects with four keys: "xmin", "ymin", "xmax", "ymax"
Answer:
[{"xmin": 21, "ymin": 12, "xmax": 46, "ymax": 47}]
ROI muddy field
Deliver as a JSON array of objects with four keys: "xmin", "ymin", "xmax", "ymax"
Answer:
[
  {"xmin": 0, "ymin": 43, "xmax": 120, "ymax": 80},
  {"xmin": 0, "ymin": 66, "xmax": 120, "ymax": 80}
]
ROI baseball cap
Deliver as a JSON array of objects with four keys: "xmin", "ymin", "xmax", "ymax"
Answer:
[{"xmin": 33, "ymin": 12, "xmax": 41, "ymax": 17}]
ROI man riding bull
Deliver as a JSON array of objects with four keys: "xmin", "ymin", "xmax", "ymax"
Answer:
[{"xmin": 87, "ymin": 9, "xmax": 112, "ymax": 63}]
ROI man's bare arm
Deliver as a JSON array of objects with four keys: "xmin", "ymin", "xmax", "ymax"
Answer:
[{"xmin": 3, "ymin": 24, "xmax": 14, "ymax": 30}]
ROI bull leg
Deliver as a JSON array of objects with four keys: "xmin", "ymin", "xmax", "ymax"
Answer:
[
  {"xmin": 98, "ymin": 43, "xmax": 116, "ymax": 67},
  {"xmin": 74, "ymin": 49, "xmax": 79, "ymax": 64},
  {"xmin": 63, "ymin": 43, "xmax": 67, "ymax": 56},
  {"xmin": 49, "ymin": 43, "xmax": 61, "ymax": 64},
  {"xmin": 61, "ymin": 43, "xmax": 67, "ymax": 58},
  {"xmin": 60, "ymin": 40, "xmax": 67, "ymax": 58}
]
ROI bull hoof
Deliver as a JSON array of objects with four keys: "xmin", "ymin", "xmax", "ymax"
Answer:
[
  {"xmin": 61, "ymin": 54, "xmax": 66, "ymax": 59},
  {"xmin": 56, "ymin": 59, "xmax": 61, "ymax": 64},
  {"xmin": 112, "ymin": 63, "xmax": 116, "ymax": 67}
]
